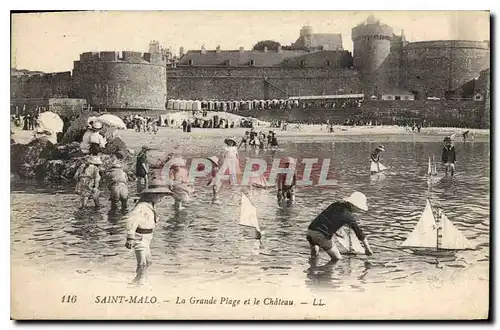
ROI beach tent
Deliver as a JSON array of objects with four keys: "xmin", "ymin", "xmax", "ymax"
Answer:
[
  {"xmin": 179, "ymin": 100, "xmax": 187, "ymax": 110},
  {"xmin": 186, "ymin": 100, "xmax": 193, "ymax": 110},
  {"xmin": 259, "ymin": 100, "xmax": 265, "ymax": 108},
  {"xmin": 192, "ymin": 100, "xmax": 202, "ymax": 111},
  {"xmin": 173, "ymin": 100, "xmax": 180, "ymax": 110},
  {"xmin": 167, "ymin": 100, "xmax": 174, "ymax": 109},
  {"xmin": 208, "ymin": 101, "xmax": 214, "ymax": 111},
  {"xmin": 201, "ymin": 101, "xmax": 207, "ymax": 110}
]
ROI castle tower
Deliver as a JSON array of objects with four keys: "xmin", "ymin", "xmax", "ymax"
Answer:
[
  {"xmin": 300, "ymin": 25, "xmax": 314, "ymax": 49},
  {"xmin": 351, "ymin": 15, "xmax": 393, "ymax": 76},
  {"xmin": 149, "ymin": 40, "xmax": 160, "ymax": 54}
]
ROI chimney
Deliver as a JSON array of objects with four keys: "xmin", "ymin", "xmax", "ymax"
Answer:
[
  {"xmin": 179, "ymin": 46, "xmax": 185, "ymax": 58},
  {"xmin": 239, "ymin": 46, "xmax": 244, "ymax": 53},
  {"xmin": 216, "ymin": 45, "xmax": 221, "ymax": 53},
  {"xmin": 277, "ymin": 45, "xmax": 282, "ymax": 53},
  {"xmin": 264, "ymin": 46, "xmax": 268, "ymax": 53},
  {"xmin": 201, "ymin": 44, "xmax": 206, "ymax": 54}
]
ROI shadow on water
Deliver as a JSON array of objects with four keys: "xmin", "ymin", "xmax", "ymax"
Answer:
[{"xmin": 11, "ymin": 140, "xmax": 490, "ymax": 289}]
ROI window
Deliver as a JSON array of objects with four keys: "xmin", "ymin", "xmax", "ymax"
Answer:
[
  {"xmin": 326, "ymin": 60, "xmax": 332, "ymax": 67},
  {"xmin": 188, "ymin": 59, "xmax": 194, "ymax": 66},
  {"xmin": 387, "ymin": 96, "xmax": 393, "ymax": 100},
  {"xmin": 395, "ymin": 96, "xmax": 401, "ymax": 100},
  {"xmin": 416, "ymin": 75, "xmax": 421, "ymax": 79},
  {"xmin": 300, "ymin": 60, "xmax": 306, "ymax": 67},
  {"xmin": 249, "ymin": 60, "xmax": 255, "ymax": 66}
]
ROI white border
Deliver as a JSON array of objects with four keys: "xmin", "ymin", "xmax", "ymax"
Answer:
[{"xmin": 2, "ymin": 1, "xmax": 497, "ymax": 329}]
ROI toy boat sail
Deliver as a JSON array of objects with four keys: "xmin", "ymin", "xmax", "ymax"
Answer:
[
  {"xmin": 370, "ymin": 161, "xmax": 387, "ymax": 174},
  {"xmin": 335, "ymin": 226, "xmax": 365, "ymax": 255},
  {"xmin": 401, "ymin": 199, "xmax": 474, "ymax": 256},
  {"xmin": 239, "ymin": 193, "xmax": 262, "ymax": 240}
]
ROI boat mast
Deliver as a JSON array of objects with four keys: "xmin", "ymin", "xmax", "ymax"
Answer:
[{"xmin": 436, "ymin": 207, "xmax": 443, "ymax": 250}]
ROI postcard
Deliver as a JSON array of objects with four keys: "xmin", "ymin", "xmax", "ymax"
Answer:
[{"xmin": 10, "ymin": 10, "xmax": 490, "ymax": 320}]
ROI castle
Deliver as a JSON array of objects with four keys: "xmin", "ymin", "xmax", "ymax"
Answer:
[{"xmin": 11, "ymin": 15, "xmax": 490, "ymax": 113}]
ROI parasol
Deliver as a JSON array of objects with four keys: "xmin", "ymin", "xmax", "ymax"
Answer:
[
  {"xmin": 97, "ymin": 114, "xmax": 126, "ymax": 129},
  {"xmin": 37, "ymin": 111, "xmax": 63, "ymax": 134}
]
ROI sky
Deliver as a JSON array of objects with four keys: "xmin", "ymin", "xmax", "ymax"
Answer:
[{"xmin": 11, "ymin": 11, "xmax": 490, "ymax": 73}]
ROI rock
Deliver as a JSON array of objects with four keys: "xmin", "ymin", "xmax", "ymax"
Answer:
[{"xmin": 11, "ymin": 139, "xmax": 56, "ymax": 179}]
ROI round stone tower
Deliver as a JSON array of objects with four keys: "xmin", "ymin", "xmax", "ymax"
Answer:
[{"xmin": 351, "ymin": 15, "xmax": 393, "ymax": 76}]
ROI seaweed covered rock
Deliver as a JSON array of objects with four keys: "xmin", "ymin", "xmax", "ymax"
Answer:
[{"xmin": 11, "ymin": 139, "xmax": 56, "ymax": 179}]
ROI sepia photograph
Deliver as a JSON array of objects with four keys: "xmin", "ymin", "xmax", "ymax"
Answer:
[{"xmin": 9, "ymin": 10, "xmax": 490, "ymax": 320}]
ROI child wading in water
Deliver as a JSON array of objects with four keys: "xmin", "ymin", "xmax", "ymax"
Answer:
[
  {"xmin": 125, "ymin": 179, "xmax": 172, "ymax": 284},
  {"xmin": 370, "ymin": 145, "xmax": 385, "ymax": 174},
  {"xmin": 277, "ymin": 157, "xmax": 297, "ymax": 204},
  {"xmin": 222, "ymin": 138, "xmax": 240, "ymax": 185},
  {"xmin": 74, "ymin": 155, "xmax": 102, "ymax": 209},
  {"xmin": 168, "ymin": 157, "xmax": 193, "ymax": 211},
  {"xmin": 442, "ymin": 137, "xmax": 456, "ymax": 177},
  {"xmin": 206, "ymin": 156, "xmax": 221, "ymax": 203}
]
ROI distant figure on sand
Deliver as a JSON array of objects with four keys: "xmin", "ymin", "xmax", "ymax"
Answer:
[
  {"xmin": 168, "ymin": 157, "xmax": 193, "ymax": 211},
  {"xmin": 125, "ymin": 179, "xmax": 172, "ymax": 284},
  {"xmin": 136, "ymin": 146, "xmax": 152, "ymax": 193},
  {"xmin": 107, "ymin": 160, "xmax": 129, "ymax": 213},
  {"xmin": 74, "ymin": 155, "xmax": 102, "ymax": 209},
  {"xmin": 370, "ymin": 145, "xmax": 386, "ymax": 174},
  {"xmin": 306, "ymin": 192, "xmax": 373, "ymax": 261},
  {"xmin": 277, "ymin": 157, "xmax": 297, "ymax": 204},
  {"xmin": 442, "ymin": 137, "xmax": 456, "ymax": 177},
  {"xmin": 238, "ymin": 131, "xmax": 250, "ymax": 149}
]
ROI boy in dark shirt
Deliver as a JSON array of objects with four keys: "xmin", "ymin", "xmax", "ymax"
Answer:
[
  {"xmin": 441, "ymin": 137, "xmax": 456, "ymax": 176},
  {"xmin": 307, "ymin": 192, "xmax": 373, "ymax": 261}
]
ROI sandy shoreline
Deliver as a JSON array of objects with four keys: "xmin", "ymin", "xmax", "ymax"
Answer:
[{"xmin": 10, "ymin": 124, "xmax": 490, "ymax": 147}]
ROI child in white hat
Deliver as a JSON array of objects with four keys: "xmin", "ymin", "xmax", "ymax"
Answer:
[
  {"xmin": 306, "ymin": 191, "xmax": 373, "ymax": 261},
  {"xmin": 124, "ymin": 179, "xmax": 172, "ymax": 284}
]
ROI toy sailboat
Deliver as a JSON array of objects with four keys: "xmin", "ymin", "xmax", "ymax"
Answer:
[
  {"xmin": 335, "ymin": 227, "xmax": 365, "ymax": 255},
  {"xmin": 370, "ymin": 162, "xmax": 387, "ymax": 174},
  {"xmin": 239, "ymin": 193, "xmax": 262, "ymax": 240},
  {"xmin": 401, "ymin": 199, "xmax": 475, "ymax": 256}
]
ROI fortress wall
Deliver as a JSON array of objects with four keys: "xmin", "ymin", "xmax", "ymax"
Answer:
[{"xmin": 167, "ymin": 67, "xmax": 362, "ymax": 100}]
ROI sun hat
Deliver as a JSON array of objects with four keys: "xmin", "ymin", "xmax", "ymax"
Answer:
[
  {"xmin": 376, "ymin": 145, "xmax": 385, "ymax": 152},
  {"xmin": 343, "ymin": 191, "xmax": 368, "ymax": 212},
  {"xmin": 92, "ymin": 121, "xmax": 103, "ymax": 130},
  {"xmin": 142, "ymin": 145, "xmax": 153, "ymax": 151},
  {"xmin": 224, "ymin": 138, "xmax": 237, "ymax": 146},
  {"xmin": 444, "ymin": 136, "xmax": 452, "ymax": 142},
  {"xmin": 111, "ymin": 161, "xmax": 122, "ymax": 168},
  {"xmin": 284, "ymin": 157, "xmax": 296, "ymax": 165},
  {"xmin": 207, "ymin": 156, "xmax": 220, "ymax": 166},
  {"xmin": 88, "ymin": 155, "xmax": 103, "ymax": 165},
  {"xmin": 141, "ymin": 179, "xmax": 173, "ymax": 195}
]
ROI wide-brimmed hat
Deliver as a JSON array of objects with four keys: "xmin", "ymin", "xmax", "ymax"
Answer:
[
  {"xmin": 343, "ymin": 191, "xmax": 368, "ymax": 212},
  {"xmin": 376, "ymin": 145, "xmax": 385, "ymax": 152},
  {"xmin": 92, "ymin": 121, "xmax": 103, "ymax": 129},
  {"xmin": 88, "ymin": 155, "xmax": 103, "ymax": 165},
  {"xmin": 142, "ymin": 145, "xmax": 153, "ymax": 151},
  {"xmin": 141, "ymin": 179, "xmax": 173, "ymax": 195},
  {"xmin": 444, "ymin": 136, "xmax": 452, "ymax": 142},
  {"xmin": 284, "ymin": 157, "xmax": 296, "ymax": 165},
  {"xmin": 224, "ymin": 138, "xmax": 237, "ymax": 146},
  {"xmin": 207, "ymin": 156, "xmax": 219, "ymax": 166}
]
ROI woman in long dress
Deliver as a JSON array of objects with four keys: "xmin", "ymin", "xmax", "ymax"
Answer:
[{"xmin": 221, "ymin": 138, "xmax": 240, "ymax": 185}]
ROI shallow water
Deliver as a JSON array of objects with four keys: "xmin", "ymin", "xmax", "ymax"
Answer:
[{"xmin": 11, "ymin": 140, "xmax": 490, "ymax": 291}]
